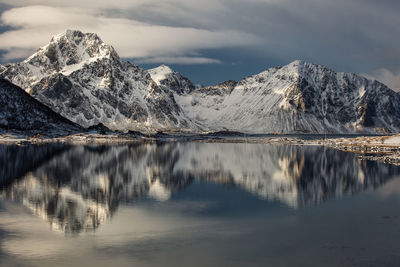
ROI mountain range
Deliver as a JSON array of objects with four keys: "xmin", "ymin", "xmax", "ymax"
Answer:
[{"xmin": 1, "ymin": 30, "xmax": 400, "ymax": 134}]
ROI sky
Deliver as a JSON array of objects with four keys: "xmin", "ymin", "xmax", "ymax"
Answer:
[{"xmin": 0, "ymin": 0, "xmax": 399, "ymax": 89}]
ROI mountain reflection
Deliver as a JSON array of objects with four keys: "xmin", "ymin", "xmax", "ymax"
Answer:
[{"xmin": 1, "ymin": 143, "xmax": 399, "ymax": 233}]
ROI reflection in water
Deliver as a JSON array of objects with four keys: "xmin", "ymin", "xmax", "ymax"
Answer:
[{"xmin": 0, "ymin": 143, "xmax": 399, "ymax": 233}]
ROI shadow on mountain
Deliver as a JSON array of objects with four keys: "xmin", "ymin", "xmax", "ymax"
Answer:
[{"xmin": 1, "ymin": 143, "xmax": 399, "ymax": 234}]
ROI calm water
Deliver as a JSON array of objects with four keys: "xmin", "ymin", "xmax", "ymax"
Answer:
[{"xmin": 1, "ymin": 142, "xmax": 400, "ymax": 266}]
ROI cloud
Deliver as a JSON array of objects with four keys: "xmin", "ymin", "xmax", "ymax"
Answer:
[
  {"xmin": 0, "ymin": 0, "xmax": 225, "ymax": 11},
  {"xmin": 0, "ymin": 0, "xmax": 398, "ymax": 74},
  {"xmin": 362, "ymin": 68, "xmax": 400, "ymax": 92},
  {"xmin": 0, "ymin": 5, "xmax": 258, "ymax": 63},
  {"xmin": 135, "ymin": 56, "xmax": 221, "ymax": 65}
]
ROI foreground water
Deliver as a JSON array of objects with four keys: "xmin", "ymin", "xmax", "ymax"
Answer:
[{"xmin": 1, "ymin": 142, "xmax": 400, "ymax": 266}]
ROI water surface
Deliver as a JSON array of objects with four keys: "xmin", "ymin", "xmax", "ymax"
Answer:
[{"xmin": 1, "ymin": 142, "xmax": 400, "ymax": 266}]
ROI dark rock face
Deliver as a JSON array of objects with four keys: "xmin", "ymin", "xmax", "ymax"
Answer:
[
  {"xmin": 285, "ymin": 62, "xmax": 400, "ymax": 132},
  {"xmin": 0, "ymin": 79, "xmax": 82, "ymax": 134},
  {"xmin": 159, "ymin": 72, "xmax": 195, "ymax": 95},
  {"xmin": 197, "ymin": 80, "xmax": 237, "ymax": 96},
  {"xmin": 356, "ymin": 83, "xmax": 400, "ymax": 130}
]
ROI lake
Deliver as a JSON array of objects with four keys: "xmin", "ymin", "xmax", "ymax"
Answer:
[{"xmin": 1, "ymin": 142, "xmax": 400, "ymax": 266}]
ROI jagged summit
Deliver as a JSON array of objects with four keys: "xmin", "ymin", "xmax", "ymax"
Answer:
[
  {"xmin": 24, "ymin": 30, "xmax": 119, "ymax": 77},
  {"xmin": 1, "ymin": 30, "xmax": 122, "ymax": 94},
  {"xmin": 28, "ymin": 30, "xmax": 118, "ymax": 64},
  {"xmin": 254, "ymin": 60, "xmax": 329, "ymax": 78},
  {"xmin": 148, "ymin": 65, "xmax": 174, "ymax": 85},
  {"xmin": 255, "ymin": 60, "xmax": 347, "ymax": 80},
  {"xmin": 51, "ymin": 29, "xmax": 102, "ymax": 44},
  {"xmin": 147, "ymin": 64, "xmax": 195, "ymax": 95}
]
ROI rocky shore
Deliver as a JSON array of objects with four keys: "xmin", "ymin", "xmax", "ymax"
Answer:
[{"xmin": 321, "ymin": 135, "xmax": 400, "ymax": 166}]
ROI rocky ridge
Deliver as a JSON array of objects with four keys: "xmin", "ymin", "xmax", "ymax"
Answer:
[{"xmin": 175, "ymin": 60, "xmax": 400, "ymax": 133}]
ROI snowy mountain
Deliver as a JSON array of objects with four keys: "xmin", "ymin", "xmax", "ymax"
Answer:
[
  {"xmin": 1, "ymin": 30, "xmax": 197, "ymax": 132},
  {"xmin": 0, "ymin": 79, "xmax": 82, "ymax": 134},
  {"xmin": 2, "ymin": 30, "xmax": 400, "ymax": 134},
  {"xmin": 175, "ymin": 60, "xmax": 400, "ymax": 134}
]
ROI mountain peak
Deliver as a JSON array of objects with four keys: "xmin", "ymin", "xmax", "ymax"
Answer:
[
  {"xmin": 255, "ymin": 60, "xmax": 339, "ymax": 83},
  {"xmin": 148, "ymin": 65, "xmax": 175, "ymax": 83},
  {"xmin": 282, "ymin": 60, "xmax": 326, "ymax": 70},
  {"xmin": 51, "ymin": 30, "xmax": 102, "ymax": 43},
  {"xmin": 24, "ymin": 30, "xmax": 119, "ymax": 71},
  {"xmin": 158, "ymin": 64, "xmax": 173, "ymax": 70},
  {"xmin": 255, "ymin": 60, "xmax": 310, "ymax": 78},
  {"xmin": 288, "ymin": 59, "xmax": 305, "ymax": 66},
  {"xmin": 147, "ymin": 65, "xmax": 196, "ymax": 94},
  {"xmin": 286, "ymin": 60, "xmax": 320, "ymax": 71}
]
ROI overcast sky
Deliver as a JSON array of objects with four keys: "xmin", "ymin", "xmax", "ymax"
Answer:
[{"xmin": 0, "ymin": 0, "xmax": 399, "ymax": 89}]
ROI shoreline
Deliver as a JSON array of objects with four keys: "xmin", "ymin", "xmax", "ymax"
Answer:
[{"xmin": 1, "ymin": 133, "xmax": 399, "ymax": 166}]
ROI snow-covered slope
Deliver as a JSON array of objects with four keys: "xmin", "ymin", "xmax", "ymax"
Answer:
[
  {"xmin": 176, "ymin": 61, "xmax": 400, "ymax": 134},
  {"xmin": 0, "ymin": 79, "xmax": 81, "ymax": 134},
  {"xmin": 1, "ymin": 30, "xmax": 196, "ymax": 132}
]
